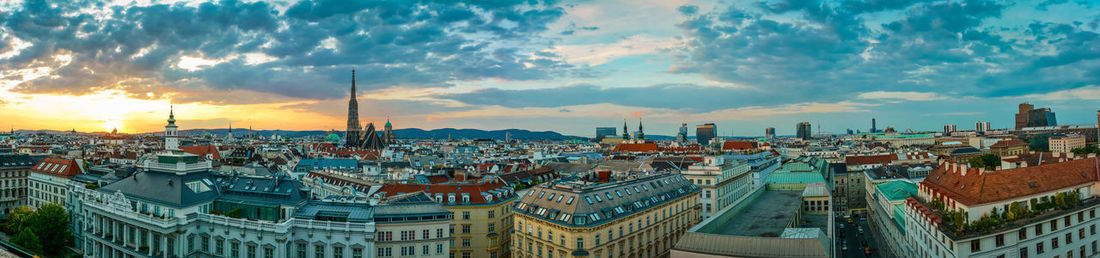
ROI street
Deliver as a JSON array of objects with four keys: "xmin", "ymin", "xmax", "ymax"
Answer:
[{"xmin": 835, "ymin": 216, "xmax": 883, "ymax": 258}]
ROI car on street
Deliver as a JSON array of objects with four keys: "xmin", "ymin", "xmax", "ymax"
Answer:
[{"xmin": 858, "ymin": 226, "xmax": 864, "ymax": 235}]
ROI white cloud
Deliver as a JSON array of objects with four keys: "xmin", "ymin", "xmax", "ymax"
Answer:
[
  {"xmin": 857, "ymin": 91, "xmax": 946, "ymax": 101},
  {"xmin": 1019, "ymin": 85, "xmax": 1100, "ymax": 101},
  {"xmin": 546, "ymin": 35, "xmax": 681, "ymax": 66}
]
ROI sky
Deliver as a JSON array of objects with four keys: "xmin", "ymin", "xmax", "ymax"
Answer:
[{"xmin": 1, "ymin": 0, "xmax": 1100, "ymax": 137}]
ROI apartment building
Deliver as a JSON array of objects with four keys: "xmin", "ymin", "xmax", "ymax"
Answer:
[
  {"xmin": 512, "ymin": 173, "xmax": 701, "ymax": 258},
  {"xmin": 681, "ymin": 156, "xmax": 752, "ymax": 218}
]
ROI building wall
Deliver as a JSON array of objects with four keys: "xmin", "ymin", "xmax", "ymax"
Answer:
[
  {"xmin": 28, "ymin": 172, "xmax": 68, "ymax": 208},
  {"xmin": 0, "ymin": 167, "xmax": 29, "ymax": 216},
  {"xmin": 376, "ymin": 220, "xmax": 451, "ymax": 258},
  {"xmin": 512, "ymin": 191, "xmax": 700, "ymax": 258},
  {"xmin": 80, "ymin": 196, "xmax": 377, "ymax": 258},
  {"xmin": 1050, "ymin": 136, "xmax": 1086, "ymax": 153},
  {"xmin": 905, "ymin": 203, "xmax": 1100, "ymax": 258},
  {"xmin": 446, "ymin": 200, "xmax": 513, "ymax": 258}
]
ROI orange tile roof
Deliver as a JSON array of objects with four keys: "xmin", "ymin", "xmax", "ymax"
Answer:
[
  {"xmin": 845, "ymin": 154, "xmax": 897, "ymax": 166},
  {"xmin": 721, "ymin": 141, "xmax": 755, "ymax": 150},
  {"xmin": 31, "ymin": 158, "xmax": 82, "ymax": 178},
  {"xmin": 921, "ymin": 158, "xmax": 1099, "ymax": 206},
  {"xmin": 990, "ymin": 139, "xmax": 1028, "ymax": 148},
  {"xmin": 375, "ymin": 181, "xmax": 514, "ymax": 205},
  {"xmin": 181, "ymin": 145, "xmax": 221, "ymax": 160},
  {"xmin": 613, "ymin": 143, "xmax": 659, "ymax": 152}
]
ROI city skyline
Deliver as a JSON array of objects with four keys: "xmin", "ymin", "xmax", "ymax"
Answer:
[{"xmin": 2, "ymin": 0, "xmax": 1100, "ymax": 136}]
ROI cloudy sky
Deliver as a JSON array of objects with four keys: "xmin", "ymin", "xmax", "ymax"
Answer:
[{"xmin": 1, "ymin": 0, "xmax": 1099, "ymax": 137}]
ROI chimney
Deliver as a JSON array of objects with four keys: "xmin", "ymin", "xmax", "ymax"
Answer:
[
  {"xmin": 978, "ymin": 167, "xmax": 985, "ymax": 175},
  {"xmin": 949, "ymin": 162, "xmax": 957, "ymax": 173},
  {"xmin": 960, "ymin": 163, "xmax": 969, "ymax": 176}
]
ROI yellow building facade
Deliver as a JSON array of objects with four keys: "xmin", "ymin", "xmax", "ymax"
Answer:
[{"xmin": 512, "ymin": 174, "xmax": 701, "ymax": 258}]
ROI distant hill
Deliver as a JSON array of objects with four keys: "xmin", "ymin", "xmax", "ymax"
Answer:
[
  {"xmin": 393, "ymin": 128, "xmax": 578, "ymax": 141},
  {"xmin": 131, "ymin": 128, "xmax": 584, "ymax": 141}
]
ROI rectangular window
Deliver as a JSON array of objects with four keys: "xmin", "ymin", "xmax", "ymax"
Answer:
[
  {"xmin": 248, "ymin": 245, "xmax": 257, "ymax": 258},
  {"xmin": 1054, "ymin": 237, "xmax": 1060, "ymax": 249},
  {"xmin": 1020, "ymin": 229, "xmax": 1028, "ymax": 241},
  {"xmin": 462, "ymin": 224, "xmax": 471, "ymax": 233},
  {"xmin": 1038, "ymin": 242, "xmax": 1045, "ymax": 254},
  {"xmin": 577, "ymin": 238, "xmax": 584, "ymax": 249},
  {"xmin": 997, "ymin": 234, "xmax": 1005, "ymax": 247},
  {"xmin": 971, "ymin": 240, "xmax": 981, "ymax": 252},
  {"xmin": 265, "ymin": 246, "xmax": 274, "ymax": 258},
  {"xmin": 1021, "ymin": 247, "xmax": 1029, "ymax": 258},
  {"xmin": 463, "ymin": 211, "xmax": 471, "ymax": 220},
  {"xmin": 316, "ymin": 245, "xmax": 325, "ymax": 258},
  {"xmin": 353, "ymin": 248, "xmax": 363, "ymax": 258},
  {"xmin": 462, "ymin": 239, "xmax": 471, "ymax": 247},
  {"xmin": 488, "ymin": 210, "xmax": 495, "ymax": 218}
]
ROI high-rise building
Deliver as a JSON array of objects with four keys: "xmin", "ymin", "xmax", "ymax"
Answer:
[
  {"xmin": 942, "ymin": 124, "xmax": 956, "ymax": 135},
  {"xmin": 975, "ymin": 121, "xmax": 990, "ymax": 134},
  {"xmin": 346, "ymin": 70, "xmax": 362, "ymax": 147},
  {"xmin": 677, "ymin": 123, "xmax": 689, "ymax": 142},
  {"xmin": 765, "ymin": 127, "xmax": 775, "ymax": 138},
  {"xmin": 796, "ymin": 122, "xmax": 812, "ymax": 140},
  {"xmin": 871, "ymin": 118, "xmax": 877, "ymax": 133},
  {"xmin": 1014, "ymin": 102, "xmax": 1057, "ymax": 130},
  {"xmin": 696, "ymin": 123, "xmax": 716, "ymax": 145},
  {"xmin": 513, "ymin": 174, "xmax": 700, "ymax": 258},
  {"xmin": 595, "ymin": 127, "xmax": 617, "ymax": 141}
]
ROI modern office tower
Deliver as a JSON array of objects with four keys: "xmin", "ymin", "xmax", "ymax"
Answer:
[
  {"xmin": 696, "ymin": 123, "xmax": 716, "ymax": 145},
  {"xmin": 943, "ymin": 124, "xmax": 957, "ymax": 135},
  {"xmin": 796, "ymin": 122, "xmax": 812, "ymax": 140},
  {"xmin": 765, "ymin": 127, "xmax": 776, "ymax": 138},
  {"xmin": 596, "ymin": 127, "xmax": 617, "ymax": 141},
  {"xmin": 1015, "ymin": 102, "xmax": 1058, "ymax": 129},
  {"xmin": 975, "ymin": 121, "xmax": 990, "ymax": 134},
  {"xmin": 677, "ymin": 124, "xmax": 689, "ymax": 142}
]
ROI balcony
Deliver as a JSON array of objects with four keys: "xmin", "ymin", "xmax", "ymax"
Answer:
[{"xmin": 915, "ymin": 195, "xmax": 1100, "ymax": 240}]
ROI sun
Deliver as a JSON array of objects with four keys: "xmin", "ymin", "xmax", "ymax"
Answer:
[{"xmin": 102, "ymin": 119, "xmax": 122, "ymax": 133}]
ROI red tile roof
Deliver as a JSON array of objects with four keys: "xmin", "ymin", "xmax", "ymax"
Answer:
[
  {"xmin": 375, "ymin": 181, "xmax": 514, "ymax": 205},
  {"xmin": 31, "ymin": 158, "xmax": 82, "ymax": 178},
  {"xmin": 613, "ymin": 143, "xmax": 659, "ymax": 152},
  {"xmin": 921, "ymin": 158, "xmax": 1099, "ymax": 206},
  {"xmin": 721, "ymin": 141, "xmax": 755, "ymax": 150},
  {"xmin": 990, "ymin": 139, "xmax": 1028, "ymax": 148},
  {"xmin": 181, "ymin": 145, "xmax": 221, "ymax": 160},
  {"xmin": 845, "ymin": 154, "xmax": 897, "ymax": 166}
]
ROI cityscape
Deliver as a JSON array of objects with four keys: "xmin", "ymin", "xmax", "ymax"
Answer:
[{"xmin": 2, "ymin": 1, "xmax": 1100, "ymax": 258}]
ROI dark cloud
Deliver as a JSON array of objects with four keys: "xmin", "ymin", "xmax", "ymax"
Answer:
[
  {"xmin": 1, "ymin": 0, "xmax": 583, "ymax": 103},
  {"xmin": 673, "ymin": 0, "xmax": 1100, "ymax": 102}
]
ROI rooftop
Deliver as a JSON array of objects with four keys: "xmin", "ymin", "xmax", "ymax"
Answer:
[{"xmin": 708, "ymin": 190, "xmax": 802, "ymax": 237}]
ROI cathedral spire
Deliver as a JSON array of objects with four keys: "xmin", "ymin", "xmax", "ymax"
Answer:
[
  {"xmin": 345, "ymin": 69, "xmax": 363, "ymax": 148},
  {"xmin": 622, "ymin": 118, "xmax": 630, "ymax": 139},
  {"xmin": 167, "ymin": 104, "xmax": 176, "ymax": 125}
]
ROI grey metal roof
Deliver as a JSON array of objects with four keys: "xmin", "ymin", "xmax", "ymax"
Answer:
[
  {"xmin": 98, "ymin": 170, "xmax": 221, "ymax": 208},
  {"xmin": 215, "ymin": 175, "xmax": 308, "ymax": 206},
  {"xmin": 0, "ymin": 154, "xmax": 40, "ymax": 168},
  {"xmin": 374, "ymin": 192, "xmax": 450, "ymax": 219},
  {"xmin": 514, "ymin": 173, "xmax": 699, "ymax": 227},
  {"xmin": 294, "ymin": 202, "xmax": 374, "ymax": 223}
]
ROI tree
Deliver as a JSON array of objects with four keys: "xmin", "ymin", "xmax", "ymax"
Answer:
[
  {"xmin": 3, "ymin": 206, "xmax": 34, "ymax": 234},
  {"xmin": 967, "ymin": 154, "xmax": 1002, "ymax": 170},
  {"xmin": 1071, "ymin": 146, "xmax": 1100, "ymax": 155},
  {"xmin": 11, "ymin": 228, "xmax": 42, "ymax": 255},
  {"xmin": 31, "ymin": 203, "xmax": 72, "ymax": 254}
]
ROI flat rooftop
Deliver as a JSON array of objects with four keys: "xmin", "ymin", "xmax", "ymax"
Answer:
[{"xmin": 711, "ymin": 190, "xmax": 801, "ymax": 237}]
